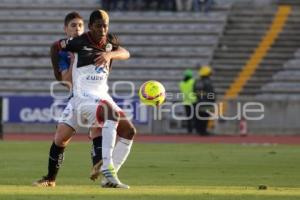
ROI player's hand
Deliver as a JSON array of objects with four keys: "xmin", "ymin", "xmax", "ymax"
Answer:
[{"xmin": 94, "ymin": 52, "xmax": 112, "ymax": 67}]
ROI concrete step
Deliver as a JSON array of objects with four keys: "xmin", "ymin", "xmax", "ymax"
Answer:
[
  {"xmin": 273, "ymin": 72, "xmax": 300, "ymax": 82},
  {"xmin": 221, "ymin": 35, "xmax": 300, "ymax": 43},
  {"xmin": 0, "ymin": 10, "xmax": 228, "ymax": 23},
  {"xmin": 228, "ymin": 23, "xmax": 270, "ymax": 30},
  {"xmin": 0, "ymin": 22, "xmax": 223, "ymax": 31},
  {"xmin": 239, "ymin": 89, "xmax": 264, "ymax": 96},
  {"xmin": 225, "ymin": 29, "xmax": 300, "ymax": 35},
  {"xmin": 0, "ymin": 57, "xmax": 208, "ymax": 69},
  {"xmin": 220, "ymin": 40, "xmax": 300, "ymax": 47},
  {"xmin": 214, "ymin": 47, "xmax": 297, "ymax": 55},
  {"xmin": 214, "ymin": 70, "xmax": 279, "ymax": 78},
  {"xmin": 0, "ymin": 41, "xmax": 216, "ymax": 47},
  {"xmin": 212, "ymin": 64, "xmax": 283, "ymax": 71},
  {"xmin": 218, "ymin": 81, "xmax": 271, "ymax": 89},
  {"xmin": 0, "ymin": 35, "xmax": 218, "ymax": 47},
  {"xmin": 227, "ymin": 17, "xmax": 273, "ymax": 24},
  {"xmin": 0, "ymin": 68, "xmax": 189, "ymax": 81},
  {"xmin": 0, "ymin": 2, "xmax": 96, "ymax": 10},
  {"xmin": 0, "ymin": 28, "xmax": 221, "ymax": 36},
  {"xmin": 231, "ymin": 9, "xmax": 277, "ymax": 16},
  {"xmin": 219, "ymin": 35, "xmax": 264, "ymax": 42},
  {"xmin": 277, "ymin": 0, "xmax": 300, "ymax": 6},
  {"xmin": 212, "ymin": 59, "xmax": 285, "ymax": 66},
  {"xmin": 261, "ymin": 82, "xmax": 300, "ymax": 94},
  {"xmin": 214, "ymin": 52, "xmax": 293, "ymax": 60},
  {"xmin": 0, "ymin": 46, "xmax": 212, "ymax": 58},
  {"xmin": 213, "ymin": 80, "xmax": 273, "ymax": 91},
  {"xmin": 224, "ymin": 29, "xmax": 300, "ymax": 38}
]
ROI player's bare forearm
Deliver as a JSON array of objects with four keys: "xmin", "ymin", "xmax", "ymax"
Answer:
[
  {"xmin": 110, "ymin": 46, "xmax": 130, "ymax": 60},
  {"xmin": 61, "ymin": 69, "xmax": 72, "ymax": 89},
  {"xmin": 61, "ymin": 52, "xmax": 74, "ymax": 89},
  {"xmin": 50, "ymin": 42, "xmax": 62, "ymax": 81},
  {"xmin": 94, "ymin": 46, "xmax": 130, "ymax": 66}
]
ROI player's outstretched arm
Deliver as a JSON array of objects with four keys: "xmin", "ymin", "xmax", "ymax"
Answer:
[
  {"xmin": 50, "ymin": 42, "xmax": 62, "ymax": 81},
  {"xmin": 110, "ymin": 46, "xmax": 130, "ymax": 60},
  {"xmin": 94, "ymin": 46, "xmax": 130, "ymax": 67}
]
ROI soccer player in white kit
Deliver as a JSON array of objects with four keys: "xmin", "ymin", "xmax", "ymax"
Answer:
[
  {"xmin": 59, "ymin": 10, "xmax": 132, "ymax": 188},
  {"xmin": 33, "ymin": 10, "xmax": 135, "ymax": 189}
]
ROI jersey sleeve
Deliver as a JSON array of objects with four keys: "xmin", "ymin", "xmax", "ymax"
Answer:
[
  {"xmin": 107, "ymin": 33, "xmax": 120, "ymax": 51},
  {"xmin": 50, "ymin": 41, "xmax": 62, "ymax": 81},
  {"xmin": 60, "ymin": 36, "xmax": 83, "ymax": 52},
  {"xmin": 58, "ymin": 51, "xmax": 70, "ymax": 72}
]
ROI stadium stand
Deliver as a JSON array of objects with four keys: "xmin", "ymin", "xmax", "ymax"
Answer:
[
  {"xmin": 208, "ymin": 1, "xmax": 300, "ymax": 135},
  {"xmin": 258, "ymin": 1, "xmax": 300, "ymax": 98},
  {"xmin": 211, "ymin": 6, "xmax": 296, "ymax": 96},
  {"xmin": 211, "ymin": 1, "xmax": 300, "ymax": 97},
  {"xmin": 260, "ymin": 48, "xmax": 300, "ymax": 96},
  {"xmin": 0, "ymin": 0, "xmax": 233, "ymax": 134},
  {"xmin": 0, "ymin": 0, "xmax": 230, "ymax": 98}
]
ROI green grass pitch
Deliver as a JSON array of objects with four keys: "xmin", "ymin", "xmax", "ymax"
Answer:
[{"xmin": 0, "ymin": 141, "xmax": 300, "ymax": 200}]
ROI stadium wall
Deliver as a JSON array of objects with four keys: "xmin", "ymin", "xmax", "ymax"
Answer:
[
  {"xmin": 2, "ymin": 98, "xmax": 300, "ymax": 135},
  {"xmin": 215, "ymin": 97, "xmax": 300, "ymax": 135}
]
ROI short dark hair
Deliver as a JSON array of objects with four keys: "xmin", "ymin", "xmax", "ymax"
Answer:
[
  {"xmin": 64, "ymin": 12, "xmax": 83, "ymax": 26},
  {"xmin": 89, "ymin": 9, "xmax": 109, "ymax": 25}
]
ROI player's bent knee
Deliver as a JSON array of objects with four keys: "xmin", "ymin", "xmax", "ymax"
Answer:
[
  {"xmin": 90, "ymin": 127, "xmax": 102, "ymax": 139},
  {"xmin": 54, "ymin": 124, "xmax": 74, "ymax": 147},
  {"xmin": 130, "ymin": 126, "xmax": 137, "ymax": 138},
  {"xmin": 54, "ymin": 135, "xmax": 70, "ymax": 147},
  {"xmin": 122, "ymin": 126, "xmax": 136, "ymax": 140},
  {"xmin": 97, "ymin": 101, "xmax": 120, "ymax": 122},
  {"xmin": 110, "ymin": 110, "xmax": 120, "ymax": 121}
]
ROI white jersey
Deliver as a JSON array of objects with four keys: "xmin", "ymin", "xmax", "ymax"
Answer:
[
  {"xmin": 61, "ymin": 32, "xmax": 120, "ymax": 99},
  {"xmin": 72, "ymin": 53, "xmax": 110, "ymax": 99},
  {"xmin": 57, "ymin": 32, "xmax": 123, "ymax": 130}
]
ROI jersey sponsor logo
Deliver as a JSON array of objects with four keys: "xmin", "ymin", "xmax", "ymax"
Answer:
[
  {"xmin": 86, "ymin": 74, "xmax": 105, "ymax": 81},
  {"xmin": 105, "ymin": 43, "xmax": 113, "ymax": 52},
  {"xmin": 95, "ymin": 66, "xmax": 108, "ymax": 74}
]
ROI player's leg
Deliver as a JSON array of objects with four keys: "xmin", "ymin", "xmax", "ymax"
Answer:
[
  {"xmin": 33, "ymin": 100, "xmax": 77, "ymax": 187},
  {"xmin": 113, "ymin": 112, "xmax": 136, "ymax": 172},
  {"xmin": 89, "ymin": 127, "xmax": 103, "ymax": 181},
  {"xmin": 33, "ymin": 123, "xmax": 75, "ymax": 187},
  {"xmin": 96, "ymin": 100, "xmax": 119, "ymax": 169},
  {"xmin": 96, "ymin": 100, "xmax": 129, "ymax": 188},
  {"xmin": 90, "ymin": 114, "xmax": 136, "ymax": 182},
  {"xmin": 89, "ymin": 112, "xmax": 136, "ymax": 181},
  {"xmin": 101, "ymin": 114, "xmax": 136, "ymax": 188}
]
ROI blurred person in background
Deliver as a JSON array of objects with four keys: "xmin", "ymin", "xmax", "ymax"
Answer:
[
  {"xmin": 157, "ymin": 0, "xmax": 176, "ymax": 11},
  {"xmin": 194, "ymin": 65, "xmax": 215, "ymax": 136},
  {"xmin": 193, "ymin": 0, "xmax": 214, "ymax": 12},
  {"xmin": 179, "ymin": 69, "xmax": 197, "ymax": 133},
  {"xmin": 176, "ymin": 0, "xmax": 193, "ymax": 11}
]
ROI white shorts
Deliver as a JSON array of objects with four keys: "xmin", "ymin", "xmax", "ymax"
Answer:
[{"xmin": 58, "ymin": 94, "xmax": 122, "ymax": 132}]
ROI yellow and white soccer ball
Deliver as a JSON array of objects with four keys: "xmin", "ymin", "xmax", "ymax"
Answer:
[{"xmin": 139, "ymin": 80, "xmax": 166, "ymax": 106}]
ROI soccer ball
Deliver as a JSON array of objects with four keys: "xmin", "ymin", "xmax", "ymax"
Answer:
[{"xmin": 139, "ymin": 80, "xmax": 166, "ymax": 106}]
